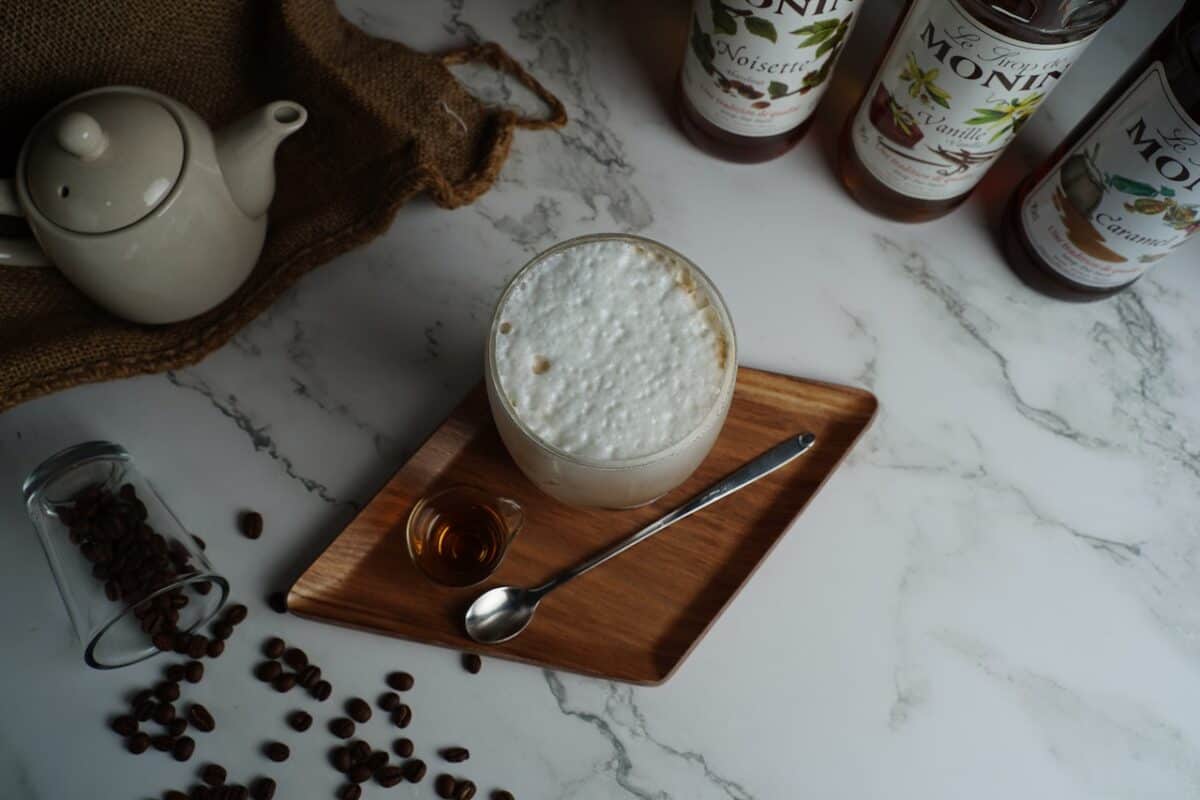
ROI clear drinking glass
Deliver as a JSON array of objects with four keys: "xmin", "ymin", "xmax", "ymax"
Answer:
[{"xmin": 23, "ymin": 441, "xmax": 228, "ymax": 668}]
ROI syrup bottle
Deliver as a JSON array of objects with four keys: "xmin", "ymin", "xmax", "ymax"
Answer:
[
  {"xmin": 678, "ymin": 0, "xmax": 862, "ymax": 163},
  {"xmin": 837, "ymin": 0, "xmax": 1126, "ymax": 222},
  {"xmin": 1002, "ymin": 1, "xmax": 1200, "ymax": 300}
]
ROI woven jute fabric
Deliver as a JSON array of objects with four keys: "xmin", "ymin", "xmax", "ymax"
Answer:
[{"xmin": 0, "ymin": 0, "xmax": 565, "ymax": 413}]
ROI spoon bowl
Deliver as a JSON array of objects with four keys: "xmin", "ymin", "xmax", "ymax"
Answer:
[{"xmin": 464, "ymin": 585, "xmax": 540, "ymax": 644}]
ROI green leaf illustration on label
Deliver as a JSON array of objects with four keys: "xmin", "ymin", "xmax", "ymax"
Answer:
[
  {"xmin": 964, "ymin": 94, "xmax": 1043, "ymax": 142},
  {"xmin": 744, "ymin": 16, "xmax": 777, "ymax": 42},
  {"xmin": 898, "ymin": 53, "xmax": 951, "ymax": 109},
  {"xmin": 791, "ymin": 18, "xmax": 840, "ymax": 48}
]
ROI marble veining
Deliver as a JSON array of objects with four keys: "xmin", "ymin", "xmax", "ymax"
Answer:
[{"xmin": 0, "ymin": 0, "xmax": 1197, "ymax": 798}]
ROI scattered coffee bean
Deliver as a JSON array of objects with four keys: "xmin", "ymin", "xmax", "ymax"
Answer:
[
  {"xmin": 250, "ymin": 777, "xmax": 276, "ymax": 800},
  {"xmin": 226, "ymin": 784, "xmax": 249, "ymax": 800},
  {"xmin": 153, "ymin": 702, "xmax": 176, "ymax": 725},
  {"xmin": 167, "ymin": 664, "xmax": 186, "ymax": 682},
  {"xmin": 402, "ymin": 758, "xmax": 427, "ymax": 783},
  {"xmin": 267, "ymin": 592, "xmax": 287, "ymax": 614},
  {"xmin": 435, "ymin": 774, "xmax": 457, "ymax": 799},
  {"xmin": 376, "ymin": 766, "xmax": 404, "ymax": 788},
  {"xmin": 283, "ymin": 648, "xmax": 308, "ymax": 670},
  {"xmin": 491, "ymin": 791, "xmax": 515, "ymax": 800},
  {"xmin": 338, "ymin": 785, "xmax": 361, "ymax": 800},
  {"xmin": 462, "ymin": 653, "xmax": 482, "ymax": 674},
  {"xmin": 255, "ymin": 661, "xmax": 282, "ymax": 682},
  {"xmin": 393, "ymin": 738, "xmax": 413, "ymax": 758},
  {"xmin": 440, "ymin": 747, "xmax": 469, "ymax": 763},
  {"xmin": 165, "ymin": 791, "xmax": 190, "ymax": 800},
  {"xmin": 189, "ymin": 788, "xmax": 211, "ymax": 800},
  {"xmin": 453, "ymin": 780, "xmax": 477, "ymax": 800},
  {"xmin": 332, "ymin": 747, "xmax": 353, "ymax": 772},
  {"xmin": 391, "ymin": 704, "xmax": 412, "ymax": 729},
  {"xmin": 205, "ymin": 639, "xmax": 225, "ymax": 659},
  {"xmin": 224, "ymin": 604, "xmax": 248, "ymax": 625},
  {"xmin": 194, "ymin": 581, "xmax": 213, "ymax": 596},
  {"xmin": 168, "ymin": 718, "xmax": 188, "ymax": 737},
  {"xmin": 298, "ymin": 664, "xmax": 321, "ymax": 689},
  {"xmin": 188, "ymin": 703, "xmax": 216, "ymax": 733},
  {"xmin": 386, "ymin": 671, "xmax": 414, "ymax": 691},
  {"xmin": 271, "ymin": 673, "xmax": 297, "ymax": 693},
  {"xmin": 330, "ymin": 718, "xmax": 355, "ymax": 739},
  {"xmin": 133, "ymin": 688, "xmax": 155, "ymax": 707},
  {"xmin": 112, "ymin": 715, "xmax": 138, "ymax": 736},
  {"xmin": 127, "ymin": 732, "xmax": 151, "ymax": 754},
  {"xmin": 153, "ymin": 632, "xmax": 174, "ymax": 651},
  {"xmin": 365, "ymin": 750, "xmax": 389, "ymax": 772},
  {"xmin": 287, "ymin": 710, "xmax": 312, "ymax": 732},
  {"xmin": 378, "ymin": 692, "xmax": 399, "ymax": 712},
  {"xmin": 134, "ymin": 699, "xmax": 156, "ymax": 722},
  {"xmin": 349, "ymin": 740, "xmax": 371, "ymax": 763},
  {"xmin": 263, "ymin": 637, "xmax": 286, "ymax": 659},
  {"xmin": 311, "ymin": 680, "xmax": 332, "ymax": 702},
  {"xmin": 346, "ymin": 698, "xmax": 371, "ymax": 723},
  {"xmin": 240, "ymin": 511, "xmax": 264, "ymax": 540},
  {"xmin": 201, "ymin": 764, "xmax": 227, "ymax": 786},
  {"xmin": 173, "ymin": 736, "xmax": 196, "ymax": 762},
  {"xmin": 187, "ymin": 636, "xmax": 208, "ymax": 660},
  {"xmin": 185, "ymin": 661, "xmax": 204, "ymax": 683},
  {"xmin": 348, "ymin": 764, "xmax": 372, "ymax": 784},
  {"xmin": 156, "ymin": 681, "xmax": 181, "ymax": 702},
  {"xmin": 264, "ymin": 741, "xmax": 289, "ymax": 762},
  {"xmin": 153, "ymin": 734, "xmax": 175, "ymax": 752},
  {"xmin": 211, "ymin": 621, "xmax": 234, "ymax": 641},
  {"xmin": 173, "ymin": 633, "xmax": 193, "ymax": 655}
]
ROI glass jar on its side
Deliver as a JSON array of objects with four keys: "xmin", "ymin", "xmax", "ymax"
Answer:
[{"xmin": 24, "ymin": 441, "xmax": 228, "ymax": 668}]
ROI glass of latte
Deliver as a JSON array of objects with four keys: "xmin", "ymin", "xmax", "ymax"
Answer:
[{"xmin": 485, "ymin": 234, "xmax": 737, "ymax": 508}]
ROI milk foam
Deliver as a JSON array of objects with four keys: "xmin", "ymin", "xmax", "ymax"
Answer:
[{"xmin": 494, "ymin": 238, "xmax": 728, "ymax": 461}]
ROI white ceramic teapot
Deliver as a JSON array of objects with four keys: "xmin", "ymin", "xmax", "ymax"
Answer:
[{"xmin": 0, "ymin": 86, "xmax": 307, "ymax": 324}]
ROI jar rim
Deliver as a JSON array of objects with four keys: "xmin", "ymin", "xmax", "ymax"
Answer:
[{"xmin": 22, "ymin": 440, "xmax": 130, "ymax": 505}]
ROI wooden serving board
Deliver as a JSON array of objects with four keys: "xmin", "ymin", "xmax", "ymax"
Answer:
[{"xmin": 290, "ymin": 368, "xmax": 876, "ymax": 684}]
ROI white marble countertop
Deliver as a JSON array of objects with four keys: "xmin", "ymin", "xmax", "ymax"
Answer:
[{"xmin": 2, "ymin": 1, "xmax": 1197, "ymax": 798}]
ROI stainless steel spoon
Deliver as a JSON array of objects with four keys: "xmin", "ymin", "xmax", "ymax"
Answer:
[{"xmin": 464, "ymin": 432, "xmax": 817, "ymax": 644}]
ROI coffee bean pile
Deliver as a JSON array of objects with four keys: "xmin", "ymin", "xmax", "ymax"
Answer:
[
  {"xmin": 109, "ymin": 601, "xmax": 252, "ymax": 766},
  {"xmin": 179, "ymin": 763, "xmax": 276, "ymax": 800},
  {"xmin": 60, "ymin": 483, "xmax": 209, "ymax": 640},
  {"xmin": 434, "ymin": 774, "xmax": 479, "ymax": 800},
  {"xmin": 255, "ymin": 638, "xmax": 332, "ymax": 701}
]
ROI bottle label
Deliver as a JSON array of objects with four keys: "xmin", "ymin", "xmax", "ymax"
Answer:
[
  {"xmin": 1020, "ymin": 62, "xmax": 1200, "ymax": 288},
  {"xmin": 681, "ymin": 0, "xmax": 859, "ymax": 138},
  {"xmin": 851, "ymin": 0, "xmax": 1094, "ymax": 200}
]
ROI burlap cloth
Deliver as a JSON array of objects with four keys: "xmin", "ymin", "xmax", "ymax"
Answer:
[{"xmin": 0, "ymin": 0, "xmax": 565, "ymax": 413}]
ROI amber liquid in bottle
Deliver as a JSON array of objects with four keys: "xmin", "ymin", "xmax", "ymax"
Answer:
[
  {"xmin": 678, "ymin": 89, "xmax": 815, "ymax": 163},
  {"xmin": 1002, "ymin": 4, "xmax": 1200, "ymax": 300},
  {"xmin": 837, "ymin": 0, "xmax": 1125, "ymax": 222}
]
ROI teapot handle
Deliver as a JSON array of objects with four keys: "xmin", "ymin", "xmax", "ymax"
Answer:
[{"xmin": 0, "ymin": 178, "xmax": 50, "ymax": 267}]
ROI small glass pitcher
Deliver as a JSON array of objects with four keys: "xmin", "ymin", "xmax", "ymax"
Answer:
[
  {"xmin": 24, "ymin": 441, "xmax": 228, "ymax": 668},
  {"xmin": 406, "ymin": 485, "xmax": 523, "ymax": 587}
]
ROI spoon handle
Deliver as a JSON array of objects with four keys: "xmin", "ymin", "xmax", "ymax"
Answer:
[{"xmin": 534, "ymin": 432, "xmax": 817, "ymax": 597}]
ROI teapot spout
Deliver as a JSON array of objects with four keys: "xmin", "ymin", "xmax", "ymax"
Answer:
[{"xmin": 214, "ymin": 101, "xmax": 307, "ymax": 219}]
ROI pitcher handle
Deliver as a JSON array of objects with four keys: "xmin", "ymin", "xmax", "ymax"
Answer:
[{"xmin": 0, "ymin": 178, "xmax": 50, "ymax": 267}]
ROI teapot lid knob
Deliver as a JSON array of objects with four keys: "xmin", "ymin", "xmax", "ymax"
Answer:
[{"xmin": 56, "ymin": 112, "xmax": 108, "ymax": 161}]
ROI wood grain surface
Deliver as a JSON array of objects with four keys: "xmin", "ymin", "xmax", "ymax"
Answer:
[{"xmin": 289, "ymin": 368, "xmax": 877, "ymax": 684}]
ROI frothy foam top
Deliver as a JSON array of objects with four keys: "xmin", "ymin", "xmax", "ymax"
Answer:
[{"xmin": 494, "ymin": 238, "xmax": 728, "ymax": 461}]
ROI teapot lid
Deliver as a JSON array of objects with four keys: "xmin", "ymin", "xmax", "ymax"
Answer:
[{"xmin": 23, "ymin": 91, "xmax": 184, "ymax": 234}]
